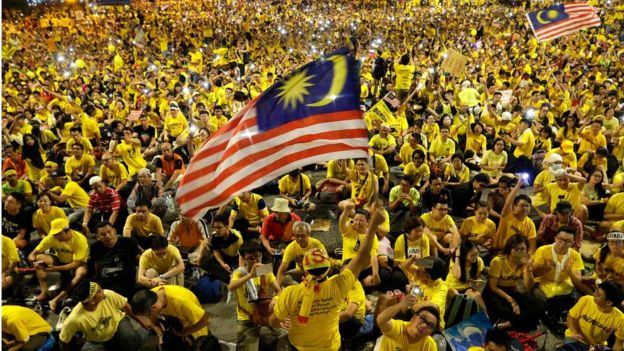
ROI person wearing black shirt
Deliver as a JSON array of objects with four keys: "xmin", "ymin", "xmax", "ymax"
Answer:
[
  {"xmin": 2, "ymin": 194, "xmax": 33, "ymax": 253},
  {"xmin": 89, "ymin": 222, "xmax": 141, "ymax": 298},
  {"xmin": 421, "ymin": 174, "xmax": 452, "ymax": 213},
  {"xmin": 133, "ymin": 115, "xmax": 157, "ymax": 159},
  {"xmin": 451, "ymin": 173, "xmax": 490, "ymax": 218}
]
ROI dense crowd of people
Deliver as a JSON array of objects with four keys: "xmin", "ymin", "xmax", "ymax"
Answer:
[{"xmin": 2, "ymin": 0, "xmax": 624, "ymax": 350}]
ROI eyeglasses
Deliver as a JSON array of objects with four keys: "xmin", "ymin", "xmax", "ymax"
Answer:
[
  {"xmin": 555, "ymin": 236, "xmax": 574, "ymax": 245},
  {"xmin": 416, "ymin": 314, "xmax": 436, "ymax": 330}
]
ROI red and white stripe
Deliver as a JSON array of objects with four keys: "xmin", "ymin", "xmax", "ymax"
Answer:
[
  {"xmin": 176, "ymin": 99, "xmax": 369, "ymax": 219},
  {"xmin": 533, "ymin": 3, "xmax": 601, "ymax": 42}
]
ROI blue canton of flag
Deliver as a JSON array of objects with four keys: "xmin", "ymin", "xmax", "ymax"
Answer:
[
  {"xmin": 527, "ymin": 4, "xmax": 569, "ymax": 31},
  {"xmin": 255, "ymin": 47, "xmax": 361, "ymax": 131}
]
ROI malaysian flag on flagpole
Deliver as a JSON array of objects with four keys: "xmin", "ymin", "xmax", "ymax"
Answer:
[
  {"xmin": 527, "ymin": 3, "xmax": 601, "ymax": 42},
  {"xmin": 177, "ymin": 48, "xmax": 369, "ymax": 219}
]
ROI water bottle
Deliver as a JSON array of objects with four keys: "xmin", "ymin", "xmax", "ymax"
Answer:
[{"xmin": 433, "ymin": 334, "xmax": 447, "ymax": 351}]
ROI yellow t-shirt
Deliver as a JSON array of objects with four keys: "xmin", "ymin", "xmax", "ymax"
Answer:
[
  {"xmin": 444, "ymin": 164, "xmax": 470, "ymax": 183},
  {"xmin": 480, "ymin": 150, "xmax": 507, "ymax": 178},
  {"xmin": 379, "ymin": 320, "xmax": 437, "ymax": 351},
  {"xmin": 605, "ymin": 193, "xmax": 624, "ymax": 216},
  {"xmin": 278, "ymin": 174, "xmax": 312, "ymax": 197},
  {"xmin": 59, "ymin": 290, "xmax": 126, "ymax": 343},
  {"xmin": 578, "ymin": 130, "xmax": 606, "ymax": 154},
  {"xmin": 231, "ymin": 193, "xmax": 269, "ymax": 226},
  {"xmin": 338, "ymin": 279, "xmax": 366, "ymax": 322},
  {"xmin": 349, "ymin": 171, "xmax": 378, "ymax": 205},
  {"xmin": 404, "ymin": 162, "xmax": 431, "ymax": 185},
  {"xmin": 394, "ymin": 63, "xmax": 415, "ymax": 91},
  {"xmin": 273, "ymin": 268, "xmax": 356, "ymax": 351},
  {"xmin": 66, "ymin": 138, "xmax": 94, "ymax": 154},
  {"xmin": 494, "ymin": 214, "xmax": 536, "ymax": 250},
  {"xmin": 61, "ymin": 180, "xmax": 90, "ymax": 209},
  {"xmin": 398, "ymin": 143, "xmax": 426, "ymax": 167},
  {"xmin": 405, "ymin": 275, "xmax": 448, "ymax": 329},
  {"xmin": 420, "ymin": 213, "xmax": 456, "ymax": 242},
  {"xmin": 393, "ymin": 234, "xmax": 430, "ymax": 263},
  {"xmin": 211, "ymin": 230, "xmax": 243, "ymax": 257},
  {"xmin": 369, "ymin": 134, "xmax": 397, "ymax": 151},
  {"xmin": 2, "ymin": 305, "xmax": 51, "ymax": 342},
  {"xmin": 152, "ymin": 285, "xmax": 208, "ymax": 339},
  {"xmin": 564, "ymin": 295, "xmax": 624, "ymax": 346},
  {"xmin": 428, "ymin": 137, "xmax": 455, "ymax": 159},
  {"xmin": 513, "ymin": 129, "xmax": 535, "ymax": 158},
  {"xmin": 139, "ymin": 245, "xmax": 182, "ymax": 275},
  {"xmin": 326, "ymin": 159, "xmax": 353, "ymax": 181},
  {"xmin": 282, "ymin": 238, "xmax": 326, "ymax": 271},
  {"xmin": 65, "ymin": 154, "xmax": 96, "ymax": 177},
  {"xmin": 2, "ymin": 236, "xmax": 20, "ymax": 272},
  {"xmin": 99, "ymin": 163, "xmax": 129, "ymax": 188},
  {"xmin": 208, "ymin": 115, "xmax": 228, "ymax": 134},
  {"xmin": 459, "ymin": 216, "xmax": 496, "ymax": 242},
  {"xmin": 164, "ymin": 112, "xmax": 189, "ymax": 138},
  {"xmin": 489, "ymin": 255, "xmax": 524, "ymax": 288},
  {"xmin": 341, "ymin": 223, "xmax": 379, "ymax": 263},
  {"xmin": 115, "ymin": 142, "xmax": 147, "ymax": 176},
  {"xmin": 124, "ymin": 213, "xmax": 164, "ymax": 237},
  {"xmin": 446, "ymin": 256, "xmax": 485, "ymax": 291},
  {"xmin": 466, "ymin": 134, "xmax": 487, "ymax": 155},
  {"xmin": 232, "ymin": 270, "xmax": 277, "ymax": 321},
  {"xmin": 594, "ymin": 250, "xmax": 624, "ymax": 283},
  {"xmin": 532, "ymin": 170, "xmax": 556, "ymax": 206},
  {"xmin": 32, "ymin": 206, "xmax": 68, "ymax": 235},
  {"xmin": 81, "ymin": 116, "xmax": 101, "ymax": 140},
  {"xmin": 34, "ymin": 229, "xmax": 88, "ymax": 263},
  {"xmin": 545, "ymin": 182, "xmax": 582, "ymax": 212},
  {"xmin": 533, "ymin": 244, "xmax": 584, "ymax": 298}
]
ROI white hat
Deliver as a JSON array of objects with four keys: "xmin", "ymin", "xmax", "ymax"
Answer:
[
  {"xmin": 545, "ymin": 153, "xmax": 563, "ymax": 164},
  {"xmin": 89, "ymin": 176, "xmax": 103, "ymax": 186},
  {"xmin": 461, "ymin": 80, "xmax": 472, "ymax": 88},
  {"xmin": 501, "ymin": 112, "xmax": 512, "ymax": 121},
  {"xmin": 271, "ymin": 198, "xmax": 291, "ymax": 213}
]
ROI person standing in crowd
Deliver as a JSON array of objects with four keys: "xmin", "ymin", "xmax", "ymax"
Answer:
[{"xmin": 269, "ymin": 209, "xmax": 385, "ymax": 350}]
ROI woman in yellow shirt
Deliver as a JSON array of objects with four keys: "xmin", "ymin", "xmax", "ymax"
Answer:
[
  {"xmin": 459, "ymin": 201, "xmax": 497, "ymax": 247},
  {"xmin": 465, "ymin": 121, "xmax": 487, "ymax": 156},
  {"xmin": 443, "ymin": 153, "xmax": 470, "ymax": 188},
  {"xmin": 446, "ymin": 240, "xmax": 487, "ymax": 314},
  {"xmin": 480, "ymin": 138, "xmax": 508, "ymax": 182},
  {"xmin": 484, "ymin": 234, "xmax": 540, "ymax": 331},
  {"xmin": 556, "ymin": 115, "xmax": 579, "ymax": 144},
  {"xmin": 21, "ymin": 134, "xmax": 46, "ymax": 182},
  {"xmin": 593, "ymin": 232, "xmax": 624, "ymax": 287}
]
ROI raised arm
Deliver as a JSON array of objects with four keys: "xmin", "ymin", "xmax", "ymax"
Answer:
[{"xmin": 345, "ymin": 209, "xmax": 385, "ymax": 278}]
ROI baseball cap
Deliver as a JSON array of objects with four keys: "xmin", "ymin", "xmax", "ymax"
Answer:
[
  {"xmin": 89, "ymin": 176, "xmax": 103, "ymax": 186},
  {"xmin": 169, "ymin": 102, "xmax": 179, "ymax": 110},
  {"xmin": 561, "ymin": 140, "xmax": 574, "ymax": 153},
  {"xmin": 501, "ymin": 112, "xmax": 512, "ymax": 121},
  {"xmin": 49, "ymin": 218, "xmax": 70, "ymax": 236}
]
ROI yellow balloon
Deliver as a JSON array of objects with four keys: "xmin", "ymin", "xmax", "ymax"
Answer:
[
  {"xmin": 75, "ymin": 59, "xmax": 86, "ymax": 69},
  {"xmin": 107, "ymin": 44, "xmax": 116, "ymax": 53},
  {"xmin": 471, "ymin": 29, "xmax": 477, "ymax": 37}
]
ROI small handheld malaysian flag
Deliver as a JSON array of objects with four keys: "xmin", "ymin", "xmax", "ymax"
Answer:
[
  {"xmin": 527, "ymin": 3, "xmax": 601, "ymax": 42},
  {"xmin": 177, "ymin": 48, "xmax": 369, "ymax": 219}
]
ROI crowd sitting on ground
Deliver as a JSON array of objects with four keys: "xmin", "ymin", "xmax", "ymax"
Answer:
[{"xmin": 2, "ymin": 0, "xmax": 624, "ymax": 350}]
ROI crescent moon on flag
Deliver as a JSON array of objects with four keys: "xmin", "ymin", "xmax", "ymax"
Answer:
[
  {"xmin": 536, "ymin": 9, "xmax": 557, "ymax": 24},
  {"xmin": 307, "ymin": 55, "xmax": 347, "ymax": 107}
]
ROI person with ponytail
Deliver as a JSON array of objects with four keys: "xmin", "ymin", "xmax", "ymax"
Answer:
[{"xmin": 446, "ymin": 240, "xmax": 487, "ymax": 314}]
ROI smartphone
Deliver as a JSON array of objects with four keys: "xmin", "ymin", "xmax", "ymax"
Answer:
[{"xmin": 415, "ymin": 258, "xmax": 434, "ymax": 269}]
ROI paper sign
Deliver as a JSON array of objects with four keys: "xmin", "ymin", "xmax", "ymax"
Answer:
[
  {"xmin": 255, "ymin": 263, "xmax": 273, "ymax": 276},
  {"xmin": 441, "ymin": 49, "xmax": 469, "ymax": 77},
  {"xmin": 498, "ymin": 90, "xmax": 513, "ymax": 106},
  {"xmin": 127, "ymin": 110, "xmax": 142, "ymax": 122}
]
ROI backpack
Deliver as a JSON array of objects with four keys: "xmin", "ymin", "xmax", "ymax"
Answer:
[
  {"xmin": 192, "ymin": 275, "xmax": 223, "ymax": 303},
  {"xmin": 444, "ymin": 294, "xmax": 480, "ymax": 329}
]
